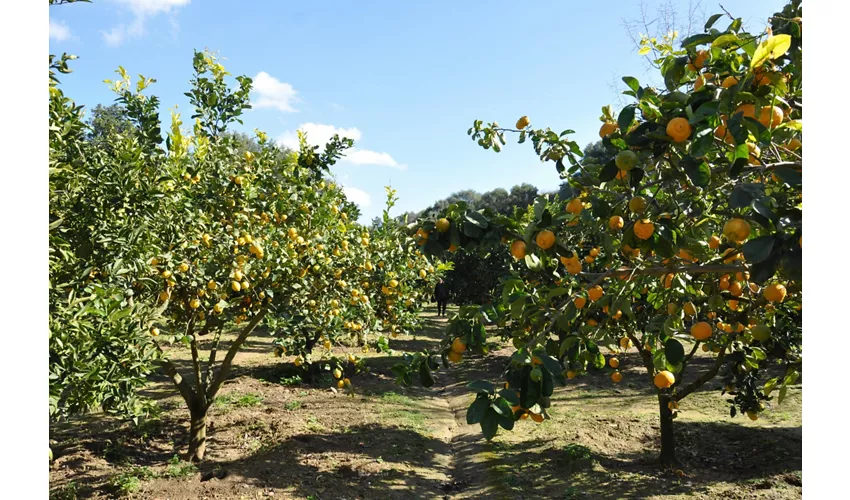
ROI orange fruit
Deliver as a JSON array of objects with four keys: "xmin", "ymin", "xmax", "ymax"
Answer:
[
  {"xmin": 729, "ymin": 281, "xmax": 743, "ymax": 297},
  {"xmin": 736, "ymin": 271, "xmax": 750, "ymax": 282},
  {"xmin": 666, "ymin": 117, "xmax": 692, "ymax": 142},
  {"xmin": 516, "ymin": 115, "xmax": 530, "ymax": 129},
  {"xmin": 587, "ymin": 285, "xmax": 604, "ymax": 302},
  {"xmin": 584, "ymin": 256, "xmax": 595, "ymax": 264},
  {"xmin": 719, "ymin": 275, "xmax": 731, "ymax": 290},
  {"xmin": 530, "ymin": 413, "xmax": 544, "ymax": 423},
  {"xmin": 728, "ymin": 299, "xmax": 739, "ymax": 311},
  {"xmin": 535, "ymin": 230, "xmax": 556, "ymax": 250},
  {"xmin": 510, "ymin": 240, "xmax": 527, "ymax": 260},
  {"xmin": 654, "ymin": 371, "xmax": 676, "ymax": 389},
  {"xmin": 629, "ymin": 196, "xmax": 647, "ymax": 213},
  {"xmin": 589, "ymin": 248, "xmax": 600, "ymax": 257},
  {"xmin": 786, "ymin": 137, "xmax": 802, "ymax": 151},
  {"xmin": 566, "ymin": 370, "xmax": 577, "ymax": 380},
  {"xmin": 436, "ymin": 218, "xmax": 450, "ymax": 233},
  {"xmin": 693, "ymin": 50, "xmax": 709, "ymax": 69},
  {"xmin": 447, "ymin": 351, "xmax": 463, "ymax": 363},
  {"xmin": 763, "ymin": 284, "xmax": 787, "ymax": 303},
  {"xmin": 574, "ymin": 296, "xmax": 587, "ymax": 309},
  {"xmin": 566, "ymin": 198, "xmax": 584, "ymax": 214},
  {"xmin": 708, "ymin": 235, "xmax": 721, "ymax": 249},
  {"xmin": 747, "ymin": 143, "xmax": 761, "ymax": 165},
  {"xmin": 609, "ymin": 215, "xmax": 624, "ymax": 231},
  {"xmin": 599, "ymin": 122, "xmax": 618, "ymax": 138},
  {"xmin": 714, "ymin": 124, "xmax": 735, "ymax": 145},
  {"xmin": 735, "ymin": 104, "xmax": 756, "ymax": 119},
  {"xmin": 616, "ymin": 169, "xmax": 628, "ymax": 180},
  {"xmin": 587, "ymin": 319, "xmax": 598, "ymax": 327},
  {"xmin": 721, "ymin": 75, "xmax": 739, "ymax": 88},
  {"xmin": 609, "ymin": 357, "xmax": 620, "ymax": 369},
  {"xmin": 758, "ymin": 106, "xmax": 784, "ymax": 128},
  {"xmin": 723, "ymin": 218, "xmax": 751, "ymax": 243},
  {"xmin": 451, "ymin": 338, "xmax": 467, "ymax": 354},
  {"xmin": 611, "ymin": 371, "xmax": 623, "ymax": 383},
  {"xmin": 634, "ymin": 219, "xmax": 655, "ymax": 240},
  {"xmin": 683, "ymin": 302, "xmax": 697, "ymax": 316},
  {"xmin": 677, "ymin": 248, "xmax": 696, "ymax": 263}
]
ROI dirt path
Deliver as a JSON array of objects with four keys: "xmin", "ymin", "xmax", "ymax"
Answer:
[{"xmin": 50, "ymin": 308, "xmax": 802, "ymax": 499}]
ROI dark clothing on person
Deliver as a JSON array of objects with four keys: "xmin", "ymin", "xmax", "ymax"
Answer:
[{"xmin": 434, "ymin": 282, "xmax": 449, "ymax": 316}]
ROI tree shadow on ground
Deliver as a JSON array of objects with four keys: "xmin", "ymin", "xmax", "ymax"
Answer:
[
  {"xmin": 194, "ymin": 423, "xmax": 456, "ymax": 499},
  {"xmin": 450, "ymin": 421, "xmax": 801, "ymax": 499}
]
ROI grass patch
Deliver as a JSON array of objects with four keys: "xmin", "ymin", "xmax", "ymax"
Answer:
[
  {"xmin": 285, "ymin": 400, "xmax": 302, "ymax": 411},
  {"xmin": 50, "ymin": 482, "xmax": 79, "ymax": 500},
  {"xmin": 162, "ymin": 455, "xmax": 198, "ymax": 478},
  {"xmin": 305, "ymin": 415, "xmax": 326, "ymax": 433},
  {"xmin": 380, "ymin": 391, "xmax": 416, "ymax": 406},
  {"xmin": 214, "ymin": 392, "xmax": 264, "ymax": 410},
  {"xmin": 108, "ymin": 466, "xmax": 156, "ymax": 496}
]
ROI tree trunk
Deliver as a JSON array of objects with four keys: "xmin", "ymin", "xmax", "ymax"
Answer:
[
  {"xmin": 658, "ymin": 393, "xmax": 678, "ymax": 466},
  {"xmin": 187, "ymin": 407, "xmax": 208, "ymax": 462}
]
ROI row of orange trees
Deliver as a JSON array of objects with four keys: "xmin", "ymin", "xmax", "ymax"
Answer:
[
  {"xmin": 396, "ymin": 0, "xmax": 802, "ymax": 465},
  {"xmin": 49, "ymin": 19, "xmax": 437, "ymax": 460}
]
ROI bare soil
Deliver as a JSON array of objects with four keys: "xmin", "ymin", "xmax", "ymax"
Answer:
[{"xmin": 50, "ymin": 307, "xmax": 801, "ymax": 499}]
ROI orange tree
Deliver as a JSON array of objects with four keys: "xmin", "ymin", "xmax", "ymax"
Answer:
[
  {"xmin": 397, "ymin": 1, "xmax": 802, "ymax": 465},
  {"xmin": 269, "ymin": 185, "xmax": 439, "ymax": 386},
  {"xmin": 49, "ymin": 46, "xmax": 431, "ymax": 461}
]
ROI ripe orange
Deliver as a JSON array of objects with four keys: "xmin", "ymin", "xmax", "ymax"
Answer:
[
  {"xmin": 677, "ymin": 248, "xmax": 696, "ymax": 263},
  {"xmin": 566, "ymin": 370, "xmax": 577, "ymax": 380},
  {"xmin": 654, "ymin": 371, "xmax": 676, "ymax": 389},
  {"xmin": 599, "ymin": 122, "xmax": 618, "ymax": 138},
  {"xmin": 436, "ymin": 218, "xmax": 450, "ymax": 232},
  {"xmin": 448, "ymin": 351, "xmax": 463, "ymax": 363},
  {"xmin": 714, "ymin": 124, "xmax": 735, "ymax": 145},
  {"xmin": 510, "ymin": 240, "xmax": 527, "ymax": 260},
  {"xmin": 516, "ymin": 115, "xmax": 530, "ymax": 129},
  {"xmin": 747, "ymin": 143, "xmax": 761, "ymax": 165},
  {"xmin": 634, "ymin": 219, "xmax": 655, "ymax": 240},
  {"xmin": 574, "ymin": 296, "xmax": 587, "ymax": 309},
  {"xmin": 786, "ymin": 137, "xmax": 802, "ymax": 151},
  {"xmin": 589, "ymin": 248, "xmax": 599, "ymax": 257},
  {"xmin": 536, "ymin": 230, "xmax": 556, "ymax": 250},
  {"xmin": 616, "ymin": 169, "xmax": 628, "ymax": 180},
  {"xmin": 693, "ymin": 50, "xmax": 709, "ymax": 69},
  {"xmin": 451, "ymin": 337, "xmax": 467, "ymax": 354},
  {"xmin": 735, "ymin": 104, "xmax": 756, "ymax": 119},
  {"xmin": 666, "ymin": 117, "xmax": 692, "ymax": 142},
  {"xmin": 729, "ymin": 281, "xmax": 743, "ymax": 297},
  {"xmin": 609, "ymin": 215, "xmax": 624, "ymax": 231},
  {"xmin": 721, "ymin": 75, "xmax": 739, "ymax": 88},
  {"xmin": 683, "ymin": 302, "xmax": 696, "ymax": 316},
  {"xmin": 611, "ymin": 371, "xmax": 623, "ymax": 383},
  {"xmin": 530, "ymin": 413, "xmax": 544, "ymax": 423},
  {"xmin": 708, "ymin": 235, "xmax": 721, "ymax": 249},
  {"xmin": 588, "ymin": 285, "xmax": 604, "ymax": 302},
  {"xmin": 584, "ymin": 255, "xmax": 595, "ymax": 264},
  {"xmin": 736, "ymin": 271, "xmax": 750, "ymax": 282},
  {"xmin": 728, "ymin": 299, "xmax": 739, "ymax": 311},
  {"xmin": 609, "ymin": 357, "xmax": 620, "ymax": 368},
  {"xmin": 758, "ymin": 106, "xmax": 784, "ymax": 128},
  {"xmin": 566, "ymin": 198, "xmax": 584, "ymax": 214},
  {"xmin": 587, "ymin": 319, "xmax": 598, "ymax": 327},
  {"xmin": 723, "ymin": 218, "xmax": 751, "ymax": 243},
  {"xmin": 764, "ymin": 283, "xmax": 787, "ymax": 303}
]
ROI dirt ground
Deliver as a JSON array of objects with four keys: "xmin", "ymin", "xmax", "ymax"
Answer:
[{"xmin": 49, "ymin": 307, "xmax": 802, "ymax": 499}]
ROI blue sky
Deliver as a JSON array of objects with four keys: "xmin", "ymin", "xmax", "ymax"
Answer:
[{"xmin": 49, "ymin": 0, "xmax": 780, "ymax": 223}]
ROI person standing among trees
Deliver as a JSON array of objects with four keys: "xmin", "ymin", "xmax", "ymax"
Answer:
[{"xmin": 434, "ymin": 278, "xmax": 449, "ymax": 316}]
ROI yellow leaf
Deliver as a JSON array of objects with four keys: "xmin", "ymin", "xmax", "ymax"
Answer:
[
  {"xmin": 750, "ymin": 34, "xmax": 792, "ymax": 69},
  {"xmin": 638, "ymin": 46, "xmax": 652, "ymax": 56}
]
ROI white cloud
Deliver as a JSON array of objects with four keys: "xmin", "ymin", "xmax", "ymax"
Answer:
[
  {"xmin": 102, "ymin": 0, "xmax": 190, "ymax": 46},
  {"xmin": 342, "ymin": 186, "xmax": 371, "ymax": 208},
  {"xmin": 276, "ymin": 123, "xmax": 405, "ymax": 170},
  {"xmin": 49, "ymin": 18, "xmax": 72, "ymax": 41},
  {"xmin": 251, "ymin": 72, "xmax": 300, "ymax": 113},
  {"xmin": 277, "ymin": 123, "xmax": 361, "ymax": 150},
  {"xmin": 345, "ymin": 149, "xmax": 407, "ymax": 171}
]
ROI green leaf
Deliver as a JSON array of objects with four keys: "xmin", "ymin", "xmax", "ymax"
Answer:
[
  {"xmin": 712, "ymin": 33, "xmax": 740, "ymax": 47},
  {"xmin": 774, "ymin": 166, "xmax": 802, "ymax": 186},
  {"xmin": 729, "ymin": 183, "xmax": 764, "ymax": 209},
  {"xmin": 743, "ymin": 236, "xmax": 775, "ymax": 264},
  {"xmin": 467, "ymin": 395, "xmax": 490, "ymax": 425},
  {"xmin": 418, "ymin": 361, "xmax": 435, "ymax": 388},
  {"xmin": 498, "ymin": 388, "xmax": 520, "ymax": 405},
  {"xmin": 681, "ymin": 157, "xmax": 711, "ymax": 187},
  {"xmin": 599, "ymin": 160, "xmax": 620, "ymax": 182},
  {"xmin": 480, "ymin": 408, "xmax": 500, "ymax": 440},
  {"xmin": 467, "ymin": 380, "xmax": 496, "ymax": 394},
  {"xmin": 560, "ymin": 337, "xmax": 579, "ymax": 357},
  {"xmin": 704, "ymin": 13, "xmax": 723, "ymax": 30},
  {"xmin": 622, "ymin": 76, "xmax": 640, "ymax": 92},
  {"xmin": 638, "ymin": 46, "xmax": 652, "ymax": 56},
  {"xmin": 751, "ymin": 34, "xmax": 792, "ymax": 69},
  {"xmin": 520, "ymin": 366, "xmax": 542, "ymax": 409},
  {"xmin": 618, "ymin": 105, "xmax": 637, "ymax": 133},
  {"xmin": 664, "ymin": 339, "xmax": 685, "ymax": 365}
]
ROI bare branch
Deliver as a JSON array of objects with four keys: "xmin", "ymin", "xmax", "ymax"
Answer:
[
  {"xmin": 206, "ymin": 309, "xmax": 268, "ymax": 401},
  {"xmin": 676, "ymin": 346, "xmax": 728, "ymax": 400}
]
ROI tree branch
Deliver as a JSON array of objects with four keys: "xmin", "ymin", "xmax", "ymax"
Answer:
[
  {"xmin": 579, "ymin": 263, "xmax": 746, "ymax": 280},
  {"xmin": 206, "ymin": 309, "xmax": 268, "ymax": 402},
  {"xmin": 625, "ymin": 327, "xmax": 656, "ymax": 385},
  {"xmin": 154, "ymin": 341, "xmax": 198, "ymax": 409},
  {"xmin": 203, "ymin": 329, "xmax": 223, "ymax": 388},
  {"xmin": 672, "ymin": 341, "xmax": 702, "ymax": 390},
  {"xmin": 676, "ymin": 346, "xmax": 727, "ymax": 400}
]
